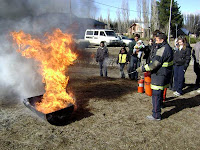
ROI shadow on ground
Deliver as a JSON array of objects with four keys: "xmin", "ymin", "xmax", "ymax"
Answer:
[
  {"xmin": 162, "ymin": 94, "xmax": 200, "ymax": 119},
  {"xmin": 183, "ymin": 83, "xmax": 199, "ymax": 94},
  {"xmin": 67, "ymin": 76, "xmax": 137, "ymax": 124}
]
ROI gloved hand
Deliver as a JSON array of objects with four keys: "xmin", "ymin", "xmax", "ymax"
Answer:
[{"xmin": 136, "ymin": 66, "xmax": 143, "ymax": 73}]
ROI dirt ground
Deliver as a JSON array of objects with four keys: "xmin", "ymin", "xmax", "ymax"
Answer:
[{"xmin": 1, "ymin": 46, "xmax": 200, "ymax": 150}]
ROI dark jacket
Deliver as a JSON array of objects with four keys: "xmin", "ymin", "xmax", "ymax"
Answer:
[
  {"xmin": 142, "ymin": 41, "xmax": 173, "ymax": 90},
  {"xmin": 143, "ymin": 44, "xmax": 153, "ymax": 63},
  {"xmin": 173, "ymin": 47, "xmax": 191, "ymax": 70},
  {"xmin": 128, "ymin": 40, "xmax": 136, "ymax": 60},
  {"xmin": 148, "ymin": 41, "xmax": 157, "ymax": 61},
  {"xmin": 96, "ymin": 46, "xmax": 109, "ymax": 62}
]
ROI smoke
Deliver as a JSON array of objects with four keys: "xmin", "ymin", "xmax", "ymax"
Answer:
[
  {"xmin": 0, "ymin": 0, "xmax": 97, "ymax": 19},
  {"xmin": 0, "ymin": 0, "xmax": 97, "ymax": 101}
]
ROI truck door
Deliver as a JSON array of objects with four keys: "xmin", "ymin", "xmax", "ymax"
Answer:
[
  {"xmin": 93, "ymin": 30, "xmax": 99, "ymax": 45},
  {"xmin": 85, "ymin": 30, "xmax": 94, "ymax": 44},
  {"xmin": 99, "ymin": 31, "xmax": 106, "ymax": 44}
]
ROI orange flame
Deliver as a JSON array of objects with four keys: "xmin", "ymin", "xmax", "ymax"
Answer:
[{"xmin": 11, "ymin": 29, "xmax": 77, "ymax": 114}]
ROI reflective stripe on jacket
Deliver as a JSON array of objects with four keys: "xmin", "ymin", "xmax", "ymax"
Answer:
[{"xmin": 118, "ymin": 54, "xmax": 127, "ymax": 63}]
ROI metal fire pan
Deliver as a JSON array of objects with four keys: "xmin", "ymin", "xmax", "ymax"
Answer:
[{"xmin": 23, "ymin": 95, "xmax": 74, "ymax": 125}]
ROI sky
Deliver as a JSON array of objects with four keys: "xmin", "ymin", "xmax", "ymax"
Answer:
[{"xmin": 94, "ymin": 0, "xmax": 200, "ymax": 21}]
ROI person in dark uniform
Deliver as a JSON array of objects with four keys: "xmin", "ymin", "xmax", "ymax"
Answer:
[{"xmin": 137, "ymin": 33, "xmax": 173, "ymax": 121}]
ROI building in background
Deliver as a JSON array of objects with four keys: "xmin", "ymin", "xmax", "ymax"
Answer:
[
  {"xmin": 32, "ymin": 13, "xmax": 106, "ymax": 39},
  {"xmin": 129, "ymin": 23, "xmax": 145, "ymax": 38}
]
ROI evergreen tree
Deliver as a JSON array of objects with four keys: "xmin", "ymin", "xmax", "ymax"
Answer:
[{"xmin": 157, "ymin": 0, "xmax": 183, "ymax": 37}]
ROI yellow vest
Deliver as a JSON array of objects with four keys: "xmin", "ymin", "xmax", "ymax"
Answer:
[{"xmin": 119, "ymin": 54, "xmax": 127, "ymax": 63}]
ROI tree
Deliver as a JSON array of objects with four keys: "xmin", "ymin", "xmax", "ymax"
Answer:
[
  {"xmin": 121, "ymin": 0, "xmax": 130, "ymax": 33},
  {"xmin": 184, "ymin": 14, "xmax": 200, "ymax": 36},
  {"xmin": 116, "ymin": 9, "xmax": 122, "ymax": 33},
  {"xmin": 137, "ymin": 0, "xmax": 142, "ymax": 22},
  {"xmin": 157, "ymin": 0, "xmax": 183, "ymax": 37},
  {"xmin": 150, "ymin": 0, "xmax": 160, "ymax": 32},
  {"xmin": 142, "ymin": 0, "xmax": 150, "ymax": 37},
  {"xmin": 98, "ymin": 15, "xmax": 104, "ymax": 22},
  {"xmin": 106, "ymin": 9, "xmax": 111, "ymax": 29}
]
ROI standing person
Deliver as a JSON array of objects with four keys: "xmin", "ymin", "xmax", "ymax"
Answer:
[
  {"xmin": 192, "ymin": 42, "xmax": 200, "ymax": 90},
  {"xmin": 127, "ymin": 34, "xmax": 140, "ymax": 80},
  {"xmin": 96, "ymin": 41, "xmax": 109, "ymax": 77},
  {"xmin": 136, "ymin": 33, "xmax": 173, "ymax": 120},
  {"xmin": 169, "ymin": 38, "xmax": 179, "ymax": 91},
  {"xmin": 173, "ymin": 37, "xmax": 191, "ymax": 96},
  {"xmin": 148, "ymin": 30, "xmax": 162, "ymax": 61},
  {"xmin": 116, "ymin": 47, "xmax": 128, "ymax": 78},
  {"xmin": 143, "ymin": 38, "xmax": 153, "ymax": 64}
]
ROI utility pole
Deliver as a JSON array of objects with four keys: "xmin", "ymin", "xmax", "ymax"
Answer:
[{"xmin": 167, "ymin": 0, "xmax": 173, "ymax": 43}]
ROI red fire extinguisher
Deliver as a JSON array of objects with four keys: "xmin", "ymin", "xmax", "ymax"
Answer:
[
  {"xmin": 138, "ymin": 78, "xmax": 144, "ymax": 93},
  {"xmin": 144, "ymin": 72, "xmax": 152, "ymax": 96}
]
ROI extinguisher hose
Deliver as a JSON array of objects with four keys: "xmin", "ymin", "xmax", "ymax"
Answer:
[{"xmin": 128, "ymin": 70, "xmax": 137, "ymax": 74}]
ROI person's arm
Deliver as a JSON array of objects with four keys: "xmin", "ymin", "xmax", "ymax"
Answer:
[
  {"xmin": 105, "ymin": 47, "xmax": 109, "ymax": 57},
  {"xmin": 184, "ymin": 48, "xmax": 191, "ymax": 70},
  {"xmin": 126, "ymin": 54, "xmax": 129, "ymax": 63},
  {"xmin": 136, "ymin": 47, "xmax": 165, "ymax": 72},
  {"xmin": 96, "ymin": 48, "xmax": 99, "ymax": 62}
]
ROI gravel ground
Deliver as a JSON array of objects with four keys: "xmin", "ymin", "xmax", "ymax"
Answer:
[{"xmin": 1, "ymin": 46, "xmax": 200, "ymax": 150}]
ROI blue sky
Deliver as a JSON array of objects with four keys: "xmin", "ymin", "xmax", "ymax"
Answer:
[{"xmin": 94, "ymin": 0, "xmax": 200, "ymax": 20}]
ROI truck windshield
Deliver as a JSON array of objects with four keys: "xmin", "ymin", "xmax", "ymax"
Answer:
[{"xmin": 105, "ymin": 31, "xmax": 116, "ymax": 36}]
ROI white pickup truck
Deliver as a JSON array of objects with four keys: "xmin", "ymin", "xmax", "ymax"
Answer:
[{"xmin": 84, "ymin": 29, "xmax": 122, "ymax": 46}]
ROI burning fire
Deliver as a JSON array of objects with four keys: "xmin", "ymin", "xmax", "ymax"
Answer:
[{"xmin": 11, "ymin": 29, "xmax": 77, "ymax": 114}]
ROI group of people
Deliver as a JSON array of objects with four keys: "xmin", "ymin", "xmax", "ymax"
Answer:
[{"xmin": 96, "ymin": 30, "xmax": 200, "ymax": 121}]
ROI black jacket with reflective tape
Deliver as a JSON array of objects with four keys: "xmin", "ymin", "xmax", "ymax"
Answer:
[{"xmin": 142, "ymin": 41, "xmax": 173, "ymax": 90}]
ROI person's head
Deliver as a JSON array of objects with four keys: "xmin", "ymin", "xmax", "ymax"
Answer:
[
  {"xmin": 178, "ymin": 36, "xmax": 187, "ymax": 49},
  {"xmin": 149, "ymin": 38, "xmax": 153, "ymax": 45},
  {"xmin": 155, "ymin": 33, "xmax": 167, "ymax": 44},
  {"xmin": 100, "ymin": 41, "xmax": 104, "ymax": 47},
  {"xmin": 134, "ymin": 34, "xmax": 140, "ymax": 42},
  {"xmin": 120, "ymin": 47, "xmax": 126, "ymax": 53},
  {"xmin": 153, "ymin": 30, "xmax": 162, "ymax": 39},
  {"xmin": 137, "ymin": 40, "xmax": 142, "ymax": 46}
]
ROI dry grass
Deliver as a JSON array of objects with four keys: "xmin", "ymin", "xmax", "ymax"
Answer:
[{"xmin": 1, "ymin": 47, "xmax": 200, "ymax": 150}]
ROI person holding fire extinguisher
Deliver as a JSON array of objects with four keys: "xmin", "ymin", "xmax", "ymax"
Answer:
[{"xmin": 136, "ymin": 33, "xmax": 173, "ymax": 121}]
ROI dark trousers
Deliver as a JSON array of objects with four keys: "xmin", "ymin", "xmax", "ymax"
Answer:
[
  {"xmin": 194, "ymin": 62, "xmax": 200, "ymax": 87},
  {"xmin": 152, "ymin": 90, "xmax": 163, "ymax": 119},
  {"xmin": 120, "ymin": 63, "xmax": 125, "ymax": 78},
  {"xmin": 127, "ymin": 56, "xmax": 140, "ymax": 80},
  {"xmin": 169, "ymin": 66, "xmax": 174, "ymax": 90},
  {"xmin": 173, "ymin": 65, "xmax": 185, "ymax": 94},
  {"xmin": 99, "ymin": 59, "xmax": 108, "ymax": 77}
]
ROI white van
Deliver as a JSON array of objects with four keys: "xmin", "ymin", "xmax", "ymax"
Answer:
[{"xmin": 84, "ymin": 29, "xmax": 122, "ymax": 46}]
